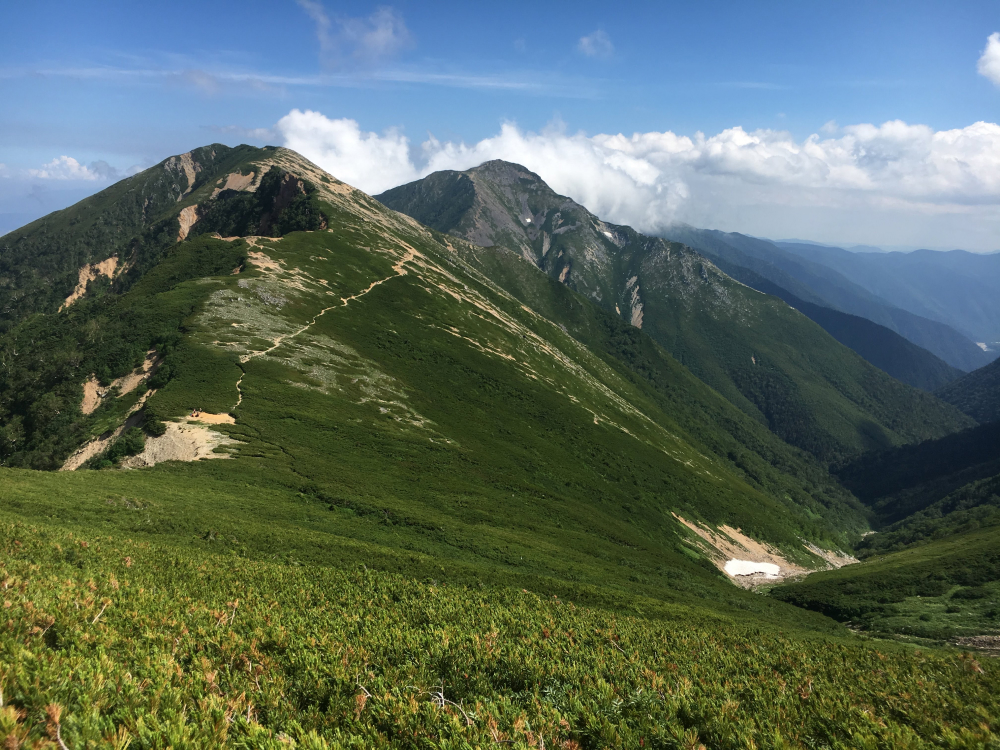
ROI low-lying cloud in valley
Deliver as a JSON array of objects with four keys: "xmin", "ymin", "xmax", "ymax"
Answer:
[{"xmin": 276, "ymin": 109, "xmax": 1000, "ymax": 251}]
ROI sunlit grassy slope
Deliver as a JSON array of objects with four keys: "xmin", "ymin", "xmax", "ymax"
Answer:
[
  {"xmin": 1, "ymin": 175, "xmax": 865, "ymax": 615},
  {"xmin": 3, "ymin": 519, "xmax": 999, "ymax": 749},
  {"xmin": 773, "ymin": 525, "xmax": 1000, "ymax": 642}
]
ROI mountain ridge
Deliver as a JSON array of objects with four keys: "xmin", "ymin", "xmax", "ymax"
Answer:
[
  {"xmin": 776, "ymin": 241, "xmax": 1000, "ymax": 344},
  {"xmin": 377, "ymin": 161, "xmax": 973, "ymax": 463},
  {"xmin": 0, "ymin": 143, "xmax": 871, "ymax": 589}
]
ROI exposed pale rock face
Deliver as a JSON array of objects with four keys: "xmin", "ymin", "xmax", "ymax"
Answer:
[{"xmin": 60, "ymin": 256, "xmax": 118, "ymax": 310}]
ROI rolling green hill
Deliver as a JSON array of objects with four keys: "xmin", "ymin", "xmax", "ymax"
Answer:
[{"xmin": 377, "ymin": 162, "xmax": 972, "ymax": 463}]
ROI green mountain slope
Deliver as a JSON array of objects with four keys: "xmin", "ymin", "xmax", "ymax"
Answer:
[
  {"xmin": 377, "ymin": 162, "xmax": 972, "ymax": 462},
  {"xmin": 937, "ymin": 355, "xmax": 1000, "ymax": 423},
  {"xmin": 836, "ymin": 420, "xmax": 1000, "ymax": 524},
  {"xmin": 773, "ymin": 526, "xmax": 1000, "ymax": 641},
  {"xmin": 703, "ymin": 262, "xmax": 961, "ymax": 391},
  {"xmin": 0, "ymin": 144, "xmax": 871, "ymax": 614},
  {"xmin": 829, "ymin": 421, "xmax": 1000, "ymax": 564},
  {"xmin": 776, "ymin": 422, "xmax": 1000, "ymax": 640},
  {"xmin": 0, "ymin": 145, "xmax": 275, "ymax": 332},
  {"xmin": 666, "ymin": 227, "xmax": 994, "ymax": 372},
  {"xmin": 859, "ymin": 473, "xmax": 1000, "ymax": 558}
]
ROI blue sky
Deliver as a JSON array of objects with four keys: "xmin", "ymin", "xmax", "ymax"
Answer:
[{"xmin": 3, "ymin": 0, "xmax": 1000, "ymax": 249}]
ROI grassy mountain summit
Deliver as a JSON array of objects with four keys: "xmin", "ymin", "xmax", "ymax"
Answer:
[{"xmin": 377, "ymin": 162, "xmax": 972, "ymax": 462}]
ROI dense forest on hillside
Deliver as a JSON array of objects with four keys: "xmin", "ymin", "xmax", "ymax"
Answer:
[{"xmin": 937, "ymin": 355, "xmax": 1000, "ymax": 423}]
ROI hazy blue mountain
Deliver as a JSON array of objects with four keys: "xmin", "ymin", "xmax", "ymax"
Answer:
[
  {"xmin": 776, "ymin": 242, "xmax": 1000, "ymax": 345},
  {"xmin": 665, "ymin": 226, "xmax": 994, "ymax": 372}
]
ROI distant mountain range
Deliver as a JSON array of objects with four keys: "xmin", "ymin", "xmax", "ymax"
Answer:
[
  {"xmin": 709, "ymin": 264, "xmax": 963, "ymax": 392},
  {"xmin": 774, "ymin": 242, "xmax": 1000, "ymax": 345},
  {"xmin": 664, "ymin": 225, "xmax": 996, "ymax": 373}
]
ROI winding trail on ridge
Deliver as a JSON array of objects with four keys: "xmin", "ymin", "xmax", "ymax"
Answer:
[{"xmin": 233, "ymin": 248, "xmax": 418, "ymax": 409}]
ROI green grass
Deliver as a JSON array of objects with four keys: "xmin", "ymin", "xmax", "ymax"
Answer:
[
  {"xmin": 772, "ymin": 526, "xmax": 1000, "ymax": 641},
  {"xmin": 2, "ymin": 518, "xmax": 999, "ymax": 749}
]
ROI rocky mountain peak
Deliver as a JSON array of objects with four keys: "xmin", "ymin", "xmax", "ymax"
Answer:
[{"xmin": 466, "ymin": 159, "xmax": 547, "ymax": 187}]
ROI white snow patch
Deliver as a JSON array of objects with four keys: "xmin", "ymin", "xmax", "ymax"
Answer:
[
  {"xmin": 724, "ymin": 559, "xmax": 780, "ymax": 578},
  {"xmin": 977, "ymin": 342, "xmax": 988, "ymax": 351}
]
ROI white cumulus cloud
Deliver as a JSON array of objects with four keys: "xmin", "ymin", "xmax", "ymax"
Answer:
[
  {"xmin": 276, "ymin": 109, "xmax": 1000, "ymax": 250},
  {"xmin": 978, "ymin": 32, "xmax": 1000, "ymax": 86},
  {"xmin": 577, "ymin": 30, "xmax": 614, "ymax": 59},
  {"xmin": 276, "ymin": 109, "xmax": 418, "ymax": 195},
  {"xmin": 23, "ymin": 156, "xmax": 138, "ymax": 182},
  {"xmin": 27, "ymin": 156, "xmax": 104, "ymax": 181}
]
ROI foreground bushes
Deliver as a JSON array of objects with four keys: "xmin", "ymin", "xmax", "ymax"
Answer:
[{"xmin": 1, "ymin": 520, "xmax": 997, "ymax": 749}]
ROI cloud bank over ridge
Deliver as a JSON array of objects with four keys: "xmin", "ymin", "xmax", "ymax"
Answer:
[{"xmin": 276, "ymin": 109, "xmax": 1000, "ymax": 251}]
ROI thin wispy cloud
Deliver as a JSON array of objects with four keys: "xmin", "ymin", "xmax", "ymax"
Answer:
[
  {"xmin": 296, "ymin": 2, "xmax": 412, "ymax": 68},
  {"xmin": 296, "ymin": 0, "xmax": 334, "ymax": 55},
  {"xmin": 209, "ymin": 124, "xmax": 277, "ymax": 142},
  {"xmin": 0, "ymin": 61, "xmax": 591, "ymax": 97},
  {"xmin": 577, "ymin": 30, "xmax": 614, "ymax": 59}
]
